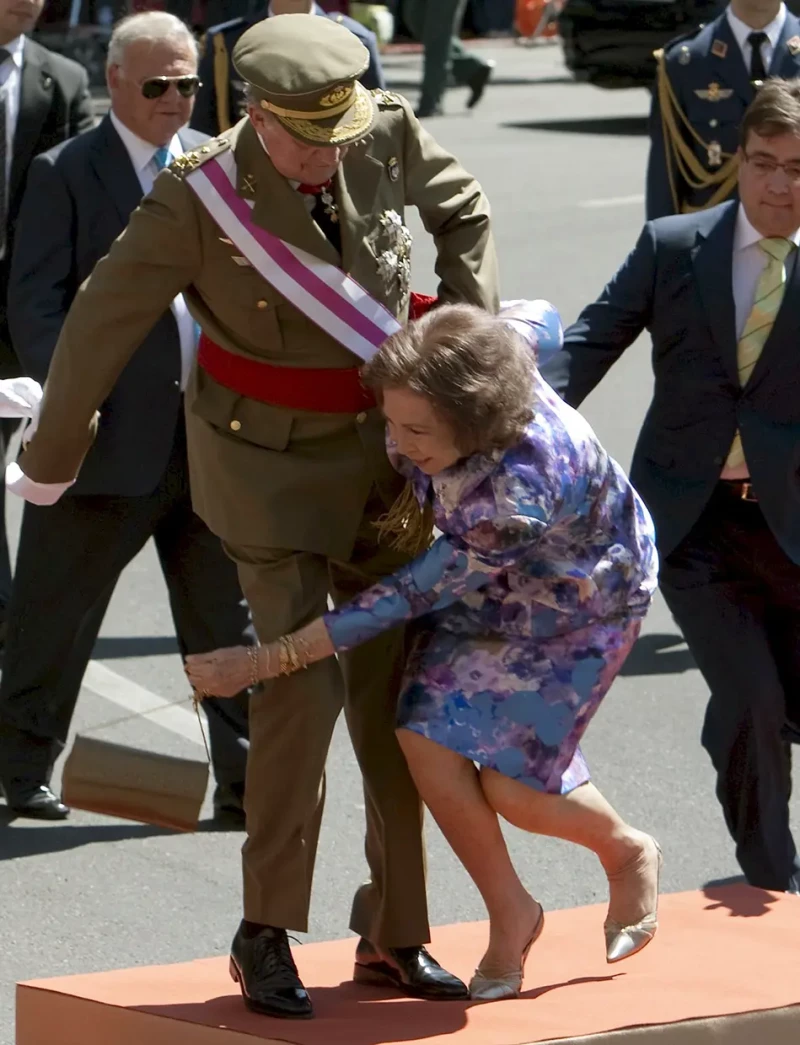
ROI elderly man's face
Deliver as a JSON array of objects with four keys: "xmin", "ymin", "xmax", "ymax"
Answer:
[
  {"xmin": 107, "ymin": 38, "xmax": 198, "ymax": 147},
  {"xmin": 249, "ymin": 106, "xmax": 349, "ymax": 184},
  {"xmin": 739, "ymin": 130, "xmax": 800, "ymax": 238},
  {"xmin": 0, "ymin": 0, "xmax": 43, "ymax": 43}
]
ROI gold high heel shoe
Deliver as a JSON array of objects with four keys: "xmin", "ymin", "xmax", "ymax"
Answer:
[
  {"xmin": 469, "ymin": 904, "xmax": 545, "ymax": 1001},
  {"xmin": 604, "ymin": 836, "xmax": 663, "ymax": 964}
]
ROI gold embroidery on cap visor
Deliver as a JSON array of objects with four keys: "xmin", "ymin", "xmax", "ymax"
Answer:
[
  {"xmin": 320, "ymin": 84, "xmax": 354, "ymax": 108},
  {"xmin": 259, "ymin": 82, "xmax": 375, "ymax": 145}
]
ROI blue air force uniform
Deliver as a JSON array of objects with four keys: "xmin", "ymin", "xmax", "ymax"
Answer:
[
  {"xmin": 646, "ymin": 4, "xmax": 800, "ymax": 219},
  {"xmin": 192, "ymin": 4, "xmax": 386, "ymax": 136}
]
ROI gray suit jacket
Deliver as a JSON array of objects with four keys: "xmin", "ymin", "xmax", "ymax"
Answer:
[
  {"xmin": 9, "ymin": 115, "xmax": 207, "ymax": 496},
  {"xmin": 540, "ymin": 201, "xmax": 800, "ymax": 565}
]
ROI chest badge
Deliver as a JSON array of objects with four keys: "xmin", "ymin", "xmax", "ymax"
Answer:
[
  {"xmin": 387, "ymin": 156, "xmax": 400, "ymax": 182},
  {"xmin": 789, "ymin": 35, "xmax": 800, "ymax": 55},
  {"xmin": 711, "ymin": 39, "xmax": 728, "ymax": 59},
  {"xmin": 376, "ymin": 210, "xmax": 413, "ymax": 300},
  {"xmin": 707, "ymin": 141, "xmax": 723, "ymax": 168},
  {"xmin": 695, "ymin": 82, "xmax": 733, "ymax": 101},
  {"xmin": 678, "ymin": 45, "xmax": 691, "ymax": 65}
]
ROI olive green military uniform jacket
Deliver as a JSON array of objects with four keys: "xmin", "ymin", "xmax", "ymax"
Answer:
[{"xmin": 20, "ymin": 92, "xmax": 499, "ymax": 560}]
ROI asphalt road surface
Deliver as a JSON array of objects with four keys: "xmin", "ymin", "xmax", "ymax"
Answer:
[{"xmin": 3, "ymin": 40, "xmax": 792, "ymax": 1044}]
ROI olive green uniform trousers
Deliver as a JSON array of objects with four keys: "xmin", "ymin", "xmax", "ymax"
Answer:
[
  {"xmin": 403, "ymin": 0, "xmax": 491, "ymax": 111},
  {"xmin": 226, "ymin": 491, "xmax": 430, "ymax": 947}
]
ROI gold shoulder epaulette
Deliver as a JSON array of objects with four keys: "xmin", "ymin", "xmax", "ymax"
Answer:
[
  {"xmin": 169, "ymin": 137, "xmax": 231, "ymax": 176},
  {"xmin": 372, "ymin": 89, "xmax": 403, "ymax": 108}
]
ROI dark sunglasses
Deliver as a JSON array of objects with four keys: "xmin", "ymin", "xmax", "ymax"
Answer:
[{"xmin": 140, "ymin": 76, "xmax": 201, "ymax": 100}]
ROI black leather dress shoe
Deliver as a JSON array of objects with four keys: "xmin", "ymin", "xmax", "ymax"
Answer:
[
  {"xmin": 467, "ymin": 62, "xmax": 495, "ymax": 109},
  {"xmin": 354, "ymin": 939, "xmax": 469, "ymax": 1000},
  {"xmin": 2, "ymin": 782, "xmax": 69, "ymax": 820},
  {"xmin": 414, "ymin": 103, "xmax": 444, "ymax": 118},
  {"xmin": 213, "ymin": 783, "xmax": 246, "ymax": 829},
  {"xmin": 229, "ymin": 924, "xmax": 313, "ymax": 1018}
]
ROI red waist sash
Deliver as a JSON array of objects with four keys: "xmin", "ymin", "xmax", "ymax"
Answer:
[{"xmin": 197, "ymin": 334, "xmax": 376, "ymax": 414}]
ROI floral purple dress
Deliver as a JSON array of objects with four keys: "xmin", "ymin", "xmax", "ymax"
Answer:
[{"xmin": 324, "ymin": 303, "xmax": 658, "ymax": 795}]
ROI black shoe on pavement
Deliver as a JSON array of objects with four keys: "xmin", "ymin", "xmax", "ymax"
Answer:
[
  {"xmin": 2, "ymin": 781, "xmax": 69, "ymax": 820},
  {"xmin": 354, "ymin": 938, "xmax": 469, "ymax": 1000},
  {"xmin": 230, "ymin": 924, "xmax": 313, "ymax": 1018},
  {"xmin": 414, "ymin": 102, "xmax": 444, "ymax": 118},
  {"xmin": 466, "ymin": 61, "xmax": 495, "ymax": 109},
  {"xmin": 212, "ymin": 783, "xmax": 246, "ymax": 830}
]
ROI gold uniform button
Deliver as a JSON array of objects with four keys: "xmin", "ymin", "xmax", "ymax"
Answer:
[
  {"xmin": 256, "ymin": 299, "xmax": 268, "ymax": 310},
  {"xmin": 230, "ymin": 419, "xmax": 242, "ymax": 432},
  {"xmin": 356, "ymin": 411, "xmax": 367, "ymax": 424}
]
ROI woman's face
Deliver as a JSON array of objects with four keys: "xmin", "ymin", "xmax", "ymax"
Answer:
[{"xmin": 382, "ymin": 386, "xmax": 461, "ymax": 475}]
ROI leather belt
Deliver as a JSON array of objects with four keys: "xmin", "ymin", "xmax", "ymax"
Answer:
[
  {"xmin": 718, "ymin": 479, "xmax": 758, "ymax": 503},
  {"xmin": 197, "ymin": 334, "xmax": 376, "ymax": 414}
]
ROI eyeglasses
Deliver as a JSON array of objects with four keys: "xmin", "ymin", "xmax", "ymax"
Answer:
[
  {"xmin": 743, "ymin": 150, "xmax": 800, "ymax": 183},
  {"xmin": 140, "ymin": 76, "xmax": 201, "ymax": 100}
]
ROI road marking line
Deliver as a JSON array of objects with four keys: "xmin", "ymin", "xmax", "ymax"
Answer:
[
  {"xmin": 579, "ymin": 194, "xmax": 645, "ymax": 209},
  {"xmin": 82, "ymin": 660, "xmax": 205, "ymax": 747}
]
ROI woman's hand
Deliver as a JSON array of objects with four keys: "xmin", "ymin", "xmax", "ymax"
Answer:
[
  {"xmin": 185, "ymin": 620, "xmax": 336, "ymax": 698},
  {"xmin": 185, "ymin": 644, "xmax": 275, "ymax": 698}
]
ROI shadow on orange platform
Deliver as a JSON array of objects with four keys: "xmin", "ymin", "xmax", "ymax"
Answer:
[{"xmin": 16, "ymin": 886, "xmax": 800, "ymax": 1045}]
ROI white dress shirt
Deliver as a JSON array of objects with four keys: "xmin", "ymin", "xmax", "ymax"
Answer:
[
  {"xmin": 721, "ymin": 204, "xmax": 800, "ymax": 478},
  {"xmin": 727, "ymin": 2, "xmax": 787, "ymax": 73},
  {"xmin": 109, "ymin": 110, "xmax": 197, "ymax": 391}
]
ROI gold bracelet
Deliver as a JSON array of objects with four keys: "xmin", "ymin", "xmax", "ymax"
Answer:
[
  {"xmin": 286, "ymin": 634, "xmax": 301, "ymax": 673},
  {"xmin": 278, "ymin": 635, "xmax": 294, "ymax": 675},
  {"xmin": 246, "ymin": 645, "xmax": 260, "ymax": 688},
  {"xmin": 293, "ymin": 634, "xmax": 311, "ymax": 670}
]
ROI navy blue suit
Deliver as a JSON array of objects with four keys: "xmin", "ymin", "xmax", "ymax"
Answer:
[
  {"xmin": 0, "ymin": 117, "xmax": 254, "ymax": 804},
  {"xmin": 646, "ymin": 10, "xmax": 800, "ymax": 219},
  {"xmin": 192, "ymin": 4, "xmax": 386, "ymax": 136},
  {"xmin": 540, "ymin": 201, "xmax": 800, "ymax": 892}
]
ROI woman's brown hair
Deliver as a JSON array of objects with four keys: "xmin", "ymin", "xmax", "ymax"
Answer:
[{"xmin": 362, "ymin": 303, "xmax": 535, "ymax": 455}]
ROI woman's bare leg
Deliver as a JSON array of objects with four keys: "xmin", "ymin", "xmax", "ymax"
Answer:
[
  {"xmin": 397, "ymin": 728, "xmax": 542, "ymax": 973},
  {"xmin": 480, "ymin": 770, "xmax": 659, "ymax": 928}
]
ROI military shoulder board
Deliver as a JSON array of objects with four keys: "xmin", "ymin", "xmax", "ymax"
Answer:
[
  {"xmin": 372, "ymin": 89, "xmax": 404, "ymax": 108},
  {"xmin": 169, "ymin": 137, "xmax": 232, "ymax": 177}
]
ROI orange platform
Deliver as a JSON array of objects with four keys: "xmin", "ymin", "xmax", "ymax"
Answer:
[{"xmin": 16, "ymin": 886, "xmax": 800, "ymax": 1045}]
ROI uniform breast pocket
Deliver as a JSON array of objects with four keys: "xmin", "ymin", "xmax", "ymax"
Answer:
[{"xmin": 686, "ymin": 96, "xmax": 742, "ymax": 146}]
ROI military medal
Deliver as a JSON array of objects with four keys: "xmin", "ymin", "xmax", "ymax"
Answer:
[
  {"xmin": 707, "ymin": 141, "xmax": 722, "ymax": 167},
  {"xmin": 679, "ymin": 45, "xmax": 691, "ymax": 65},
  {"xmin": 387, "ymin": 156, "xmax": 399, "ymax": 182},
  {"xmin": 789, "ymin": 35, "xmax": 800, "ymax": 55},
  {"xmin": 376, "ymin": 210, "xmax": 413, "ymax": 299},
  {"xmin": 711, "ymin": 39, "xmax": 728, "ymax": 59},
  {"xmin": 320, "ymin": 184, "xmax": 339, "ymax": 223},
  {"xmin": 695, "ymin": 82, "xmax": 733, "ymax": 101}
]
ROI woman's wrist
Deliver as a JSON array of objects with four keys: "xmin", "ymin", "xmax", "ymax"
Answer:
[{"xmin": 256, "ymin": 642, "xmax": 277, "ymax": 680}]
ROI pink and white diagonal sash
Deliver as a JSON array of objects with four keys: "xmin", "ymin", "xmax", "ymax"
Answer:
[{"xmin": 185, "ymin": 150, "xmax": 401, "ymax": 363}]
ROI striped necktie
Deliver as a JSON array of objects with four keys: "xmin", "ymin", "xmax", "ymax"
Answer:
[{"xmin": 725, "ymin": 236, "xmax": 794, "ymax": 469}]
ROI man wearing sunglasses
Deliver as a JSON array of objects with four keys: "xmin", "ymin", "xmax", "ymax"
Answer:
[
  {"xmin": 0, "ymin": 11, "xmax": 253, "ymax": 826},
  {"xmin": 192, "ymin": 0, "xmax": 385, "ymax": 136}
]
